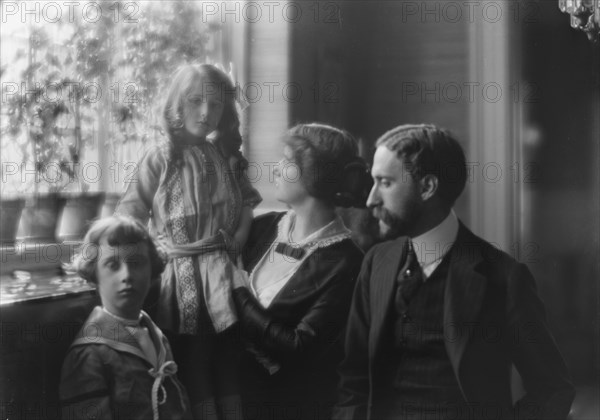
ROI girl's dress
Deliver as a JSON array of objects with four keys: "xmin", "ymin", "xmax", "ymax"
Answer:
[
  {"xmin": 115, "ymin": 135, "xmax": 261, "ymax": 335},
  {"xmin": 60, "ymin": 306, "xmax": 192, "ymax": 420}
]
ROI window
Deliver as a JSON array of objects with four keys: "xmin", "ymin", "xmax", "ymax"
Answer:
[{"xmin": 1, "ymin": 1, "xmax": 241, "ymax": 195}]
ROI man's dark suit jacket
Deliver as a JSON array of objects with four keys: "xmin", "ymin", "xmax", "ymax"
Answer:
[{"xmin": 334, "ymin": 222, "xmax": 575, "ymax": 420}]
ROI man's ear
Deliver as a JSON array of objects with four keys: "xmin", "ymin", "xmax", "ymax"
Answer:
[{"xmin": 420, "ymin": 174, "xmax": 438, "ymax": 201}]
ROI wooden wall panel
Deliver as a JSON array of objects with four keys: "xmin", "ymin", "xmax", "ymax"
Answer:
[{"xmin": 246, "ymin": 12, "xmax": 290, "ymax": 210}]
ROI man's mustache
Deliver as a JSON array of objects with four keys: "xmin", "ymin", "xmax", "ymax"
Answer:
[{"xmin": 371, "ymin": 206, "xmax": 394, "ymax": 225}]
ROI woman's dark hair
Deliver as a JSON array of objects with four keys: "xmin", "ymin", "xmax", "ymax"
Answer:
[
  {"xmin": 284, "ymin": 123, "xmax": 373, "ymax": 208},
  {"xmin": 162, "ymin": 64, "xmax": 241, "ymax": 161},
  {"xmin": 376, "ymin": 123, "xmax": 467, "ymax": 208},
  {"xmin": 72, "ymin": 216, "xmax": 165, "ymax": 284}
]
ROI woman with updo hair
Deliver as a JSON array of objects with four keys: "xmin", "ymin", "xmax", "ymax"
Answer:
[{"xmin": 231, "ymin": 123, "xmax": 372, "ymax": 420}]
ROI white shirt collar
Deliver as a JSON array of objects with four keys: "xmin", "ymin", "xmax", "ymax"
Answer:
[
  {"xmin": 102, "ymin": 306, "xmax": 142, "ymax": 327},
  {"xmin": 411, "ymin": 210, "xmax": 459, "ymax": 268}
]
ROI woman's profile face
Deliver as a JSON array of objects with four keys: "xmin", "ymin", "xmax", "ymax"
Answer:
[
  {"xmin": 274, "ymin": 145, "xmax": 308, "ymax": 206},
  {"xmin": 183, "ymin": 76, "xmax": 224, "ymax": 138}
]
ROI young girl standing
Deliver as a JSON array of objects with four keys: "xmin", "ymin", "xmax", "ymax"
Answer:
[{"xmin": 116, "ymin": 64, "xmax": 262, "ymax": 420}]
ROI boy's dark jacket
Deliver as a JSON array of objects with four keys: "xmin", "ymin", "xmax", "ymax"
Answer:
[{"xmin": 60, "ymin": 306, "xmax": 192, "ymax": 420}]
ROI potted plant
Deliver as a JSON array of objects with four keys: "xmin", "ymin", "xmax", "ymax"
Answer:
[
  {"xmin": 1, "ymin": 62, "xmax": 27, "ymax": 245},
  {"xmin": 1, "ymin": 25, "xmax": 106, "ymax": 243},
  {"xmin": 2, "ymin": 1, "xmax": 220, "ymax": 242},
  {"xmin": 0, "ymin": 190, "xmax": 25, "ymax": 246},
  {"xmin": 54, "ymin": 78, "xmax": 105, "ymax": 242},
  {"xmin": 3, "ymin": 74, "xmax": 69, "ymax": 243}
]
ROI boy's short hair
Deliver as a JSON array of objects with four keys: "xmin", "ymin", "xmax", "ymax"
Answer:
[{"xmin": 73, "ymin": 216, "xmax": 165, "ymax": 284}]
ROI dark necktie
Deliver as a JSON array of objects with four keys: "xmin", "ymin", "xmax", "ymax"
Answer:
[{"xmin": 396, "ymin": 242, "xmax": 423, "ymax": 306}]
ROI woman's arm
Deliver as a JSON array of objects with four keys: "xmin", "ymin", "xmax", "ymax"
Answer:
[
  {"xmin": 236, "ymin": 154, "xmax": 263, "ymax": 212},
  {"xmin": 229, "ymin": 153, "xmax": 262, "ymax": 259},
  {"xmin": 232, "ymin": 251, "xmax": 360, "ymax": 364},
  {"xmin": 233, "ymin": 206, "xmax": 253, "ymax": 250}
]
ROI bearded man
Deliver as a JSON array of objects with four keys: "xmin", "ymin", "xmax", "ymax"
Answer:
[{"xmin": 334, "ymin": 124, "xmax": 574, "ymax": 420}]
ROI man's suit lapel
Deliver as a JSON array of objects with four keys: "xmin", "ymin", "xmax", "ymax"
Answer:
[
  {"xmin": 443, "ymin": 223, "xmax": 488, "ymax": 381},
  {"xmin": 369, "ymin": 238, "xmax": 409, "ymax": 358}
]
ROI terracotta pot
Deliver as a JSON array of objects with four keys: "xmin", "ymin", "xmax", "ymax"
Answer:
[
  {"xmin": 58, "ymin": 192, "xmax": 106, "ymax": 241},
  {"xmin": 17, "ymin": 193, "xmax": 67, "ymax": 243},
  {"xmin": 0, "ymin": 198, "xmax": 26, "ymax": 244}
]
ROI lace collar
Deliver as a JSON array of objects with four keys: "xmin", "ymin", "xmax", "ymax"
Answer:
[{"xmin": 276, "ymin": 210, "xmax": 352, "ymax": 251}]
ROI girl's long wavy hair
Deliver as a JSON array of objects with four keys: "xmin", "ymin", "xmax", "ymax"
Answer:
[{"xmin": 162, "ymin": 64, "xmax": 242, "ymax": 162}]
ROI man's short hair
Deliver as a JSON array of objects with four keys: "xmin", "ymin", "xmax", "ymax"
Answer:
[{"xmin": 376, "ymin": 124, "xmax": 467, "ymax": 207}]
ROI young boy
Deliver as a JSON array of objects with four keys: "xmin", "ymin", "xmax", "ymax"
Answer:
[{"xmin": 60, "ymin": 216, "xmax": 192, "ymax": 420}]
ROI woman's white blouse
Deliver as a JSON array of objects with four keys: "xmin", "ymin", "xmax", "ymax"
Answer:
[{"xmin": 249, "ymin": 211, "xmax": 352, "ymax": 308}]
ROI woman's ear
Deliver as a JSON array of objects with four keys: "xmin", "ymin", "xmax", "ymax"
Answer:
[{"xmin": 420, "ymin": 174, "xmax": 438, "ymax": 201}]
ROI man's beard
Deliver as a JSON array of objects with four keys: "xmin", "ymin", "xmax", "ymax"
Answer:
[
  {"xmin": 372, "ymin": 205, "xmax": 419, "ymax": 240},
  {"xmin": 372, "ymin": 208, "xmax": 403, "ymax": 240}
]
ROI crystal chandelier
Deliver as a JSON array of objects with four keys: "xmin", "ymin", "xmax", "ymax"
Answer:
[{"xmin": 559, "ymin": 0, "xmax": 600, "ymax": 42}]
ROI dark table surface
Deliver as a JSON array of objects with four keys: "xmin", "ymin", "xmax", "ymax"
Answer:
[
  {"xmin": 0, "ymin": 271, "xmax": 95, "ymax": 306},
  {"xmin": 0, "ymin": 268, "xmax": 98, "ymax": 420}
]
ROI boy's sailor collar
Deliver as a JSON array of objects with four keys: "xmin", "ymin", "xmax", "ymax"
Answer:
[{"xmin": 71, "ymin": 307, "xmax": 165, "ymax": 367}]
